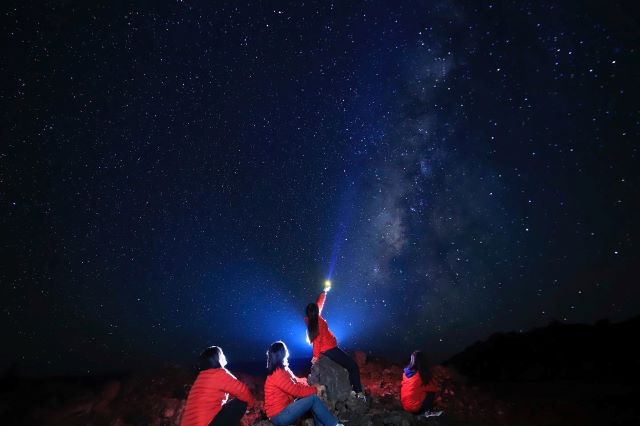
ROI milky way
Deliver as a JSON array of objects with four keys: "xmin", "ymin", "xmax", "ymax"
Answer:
[{"xmin": 2, "ymin": 1, "xmax": 638, "ymax": 374}]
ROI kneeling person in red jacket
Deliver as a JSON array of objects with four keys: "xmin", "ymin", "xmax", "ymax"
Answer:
[
  {"xmin": 264, "ymin": 341, "xmax": 344, "ymax": 426},
  {"xmin": 400, "ymin": 350, "xmax": 443, "ymax": 418},
  {"xmin": 181, "ymin": 346, "xmax": 254, "ymax": 426}
]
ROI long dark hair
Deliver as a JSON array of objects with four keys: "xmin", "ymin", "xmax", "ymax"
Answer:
[
  {"xmin": 266, "ymin": 341, "xmax": 289, "ymax": 374},
  {"xmin": 406, "ymin": 350, "xmax": 432, "ymax": 384},
  {"xmin": 306, "ymin": 303, "xmax": 319, "ymax": 342},
  {"xmin": 198, "ymin": 346, "xmax": 224, "ymax": 371}
]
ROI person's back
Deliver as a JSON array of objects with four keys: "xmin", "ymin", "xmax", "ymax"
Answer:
[
  {"xmin": 180, "ymin": 368, "xmax": 253, "ymax": 426},
  {"xmin": 264, "ymin": 367, "xmax": 315, "ymax": 418},
  {"xmin": 400, "ymin": 350, "xmax": 443, "ymax": 418},
  {"xmin": 182, "ymin": 369, "xmax": 230, "ymax": 426},
  {"xmin": 305, "ymin": 292, "xmax": 338, "ymax": 358},
  {"xmin": 401, "ymin": 370, "xmax": 437, "ymax": 412},
  {"xmin": 181, "ymin": 346, "xmax": 254, "ymax": 426}
]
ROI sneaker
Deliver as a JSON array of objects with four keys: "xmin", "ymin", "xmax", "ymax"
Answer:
[
  {"xmin": 423, "ymin": 410, "xmax": 443, "ymax": 418},
  {"xmin": 356, "ymin": 392, "xmax": 367, "ymax": 402}
]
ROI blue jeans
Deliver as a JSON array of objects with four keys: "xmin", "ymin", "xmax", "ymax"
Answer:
[{"xmin": 271, "ymin": 395, "xmax": 337, "ymax": 426}]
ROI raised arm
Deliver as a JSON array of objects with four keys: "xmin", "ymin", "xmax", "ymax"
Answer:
[{"xmin": 316, "ymin": 291, "xmax": 327, "ymax": 315}]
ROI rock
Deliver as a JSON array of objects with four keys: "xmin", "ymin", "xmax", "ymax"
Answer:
[
  {"xmin": 94, "ymin": 380, "xmax": 122, "ymax": 412},
  {"xmin": 308, "ymin": 355, "xmax": 352, "ymax": 404},
  {"xmin": 253, "ymin": 421, "xmax": 275, "ymax": 426},
  {"xmin": 381, "ymin": 410, "xmax": 415, "ymax": 426},
  {"xmin": 4, "ymin": 361, "xmax": 518, "ymax": 426},
  {"xmin": 243, "ymin": 400, "xmax": 264, "ymax": 425},
  {"xmin": 52, "ymin": 399, "xmax": 93, "ymax": 422},
  {"xmin": 161, "ymin": 397, "xmax": 181, "ymax": 418},
  {"xmin": 357, "ymin": 409, "xmax": 419, "ymax": 426},
  {"xmin": 360, "ymin": 413, "xmax": 385, "ymax": 426},
  {"xmin": 354, "ymin": 351, "xmax": 367, "ymax": 367},
  {"xmin": 345, "ymin": 392, "xmax": 369, "ymax": 415}
]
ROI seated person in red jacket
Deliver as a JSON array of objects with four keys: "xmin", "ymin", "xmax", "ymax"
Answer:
[
  {"xmin": 264, "ymin": 341, "xmax": 344, "ymax": 426},
  {"xmin": 305, "ymin": 281, "xmax": 364, "ymax": 399},
  {"xmin": 181, "ymin": 346, "xmax": 254, "ymax": 426},
  {"xmin": 400, "ymin": 350, "xmax": 443, "ymax": 418}
]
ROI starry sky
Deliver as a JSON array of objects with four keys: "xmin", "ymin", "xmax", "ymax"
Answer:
[{"xmin": 2, "ymin": 1, "xmax": 639, "ymax": 375}]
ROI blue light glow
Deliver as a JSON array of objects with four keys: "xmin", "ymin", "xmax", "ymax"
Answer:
[{"xmin": 195, "ymin": 264, "xmax": 313, "ymax": 361}]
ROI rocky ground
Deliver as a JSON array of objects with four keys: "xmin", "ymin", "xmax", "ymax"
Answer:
[{"xmin": 1, "ymin": 350, "xmax": 636, "ymax": 425}]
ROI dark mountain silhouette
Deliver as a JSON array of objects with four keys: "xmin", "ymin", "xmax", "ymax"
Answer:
[
  {"xmin": 2, "ymin": 317, "xmax": 640, "ymax": 425},
  {"xmin": 445, "ymin": 315, "xmax": 640, "ymax": 383}
]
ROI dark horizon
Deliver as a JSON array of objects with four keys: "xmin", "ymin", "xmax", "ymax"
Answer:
[
  {"xmin": 2, "ymin": 0, "xmax": 639, "ymax": 377},
  {"xmin": 2, "ymin": 313, "xmax": 639, "ymax": 378}
]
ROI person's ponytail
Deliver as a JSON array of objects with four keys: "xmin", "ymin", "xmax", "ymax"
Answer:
[{"xmin": 306, "ymin": 303, "xmax": 319, "ymax": 342}]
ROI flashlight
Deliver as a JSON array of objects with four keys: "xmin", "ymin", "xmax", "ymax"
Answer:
[{"xmin": 324, "ymin": 279, "xmax": 332, "ymax": 292}]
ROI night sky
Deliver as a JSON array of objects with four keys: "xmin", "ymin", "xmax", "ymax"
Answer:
[{"xmin": 2, "ymin": 1, "xmax": 639, "ymax": 375}]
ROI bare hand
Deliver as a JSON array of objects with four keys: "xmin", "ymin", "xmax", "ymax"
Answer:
[
  {"xmin": 314, "ymin": 384, "xmax": 326, "ymax": 396},
  {"xmin": 311, "ymin": 356, "xmax": 318, "ymax": 364}
]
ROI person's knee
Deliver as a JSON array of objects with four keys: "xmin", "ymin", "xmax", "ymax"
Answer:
[{"xmin": 308, "ymin": 394, "xmax": 321, "ymax": 405}]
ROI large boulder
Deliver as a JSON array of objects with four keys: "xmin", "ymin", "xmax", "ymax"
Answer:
[
  {"xmin": 253, "ymin": 421, "xmax": 275, "ymax": 426},
  {"xmin": 307, "ymin": 355, "xmax": 352, "ymax": 404}
]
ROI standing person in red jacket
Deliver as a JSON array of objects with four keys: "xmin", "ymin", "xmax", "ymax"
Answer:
[
  {"xmin": 305, "ymin": 281, "xmax": 364, "ymax": 398},
  {"xmin": 400, "ymin": 350, "xmax": 443, "ymax": 418},
  {"xmin": 181, "ymin": 346, "xmax": 254, "ymax": 426},
  {"xmin": 264, "ymin": 341, "xmax": 344, "ymax": 426}
]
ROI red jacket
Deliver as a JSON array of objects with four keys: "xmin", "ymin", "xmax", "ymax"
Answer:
[
  {"xmin": 400, "ymin": 371, "xmax": 438, "ymax": 413},
  {"xmin": 181, "ymin": 368, "xmax": 254, "ymax": 426},
  {"xmin": 305, "ymin": 292, "xmax": 338, "ymax": 358},
  {"xmin": 264, "ymin": 367, "xmax": 316, "ymax": 418}
]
